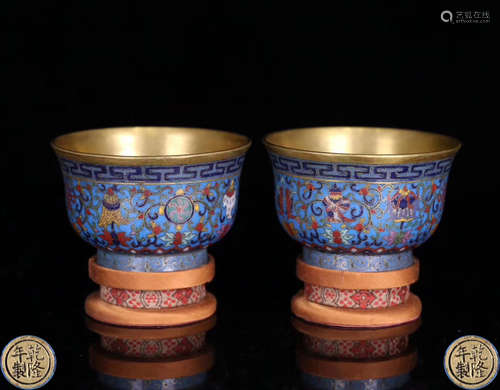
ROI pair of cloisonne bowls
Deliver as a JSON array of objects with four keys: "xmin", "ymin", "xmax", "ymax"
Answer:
[{"xmin": 52, "ymin": 126, "xmax": 460, "ymax": 323}]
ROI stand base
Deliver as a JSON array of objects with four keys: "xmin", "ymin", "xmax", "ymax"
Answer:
[
  {"xmin": 291, "ymin": 290, "xmax": 421, "ymax": 328},
  {"xmin": 85, "ymin": 291, "xmax": 217, "ymax": 327}
]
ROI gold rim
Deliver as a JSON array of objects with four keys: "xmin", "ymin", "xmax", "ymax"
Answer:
[
  {"xmin": 263, "ymin": 127, "xmax": 461, "ymax": 164},
  {"xmin": 51, "ymin": 126, "xmax": 252, "ymax": 166}
]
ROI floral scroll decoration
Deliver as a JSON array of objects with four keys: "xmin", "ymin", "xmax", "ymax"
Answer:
[
  {"xmin": 275, "ymin": 174, "xmax": 448, "ymax": 253},
  {"xmin": 64, "ymin": 177, "xmax": 239, "ymax": 253}
]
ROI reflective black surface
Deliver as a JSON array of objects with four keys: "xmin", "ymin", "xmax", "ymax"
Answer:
[{"xmin": 4, "ymin": 2, "xmax": 498, "ymax": 389}]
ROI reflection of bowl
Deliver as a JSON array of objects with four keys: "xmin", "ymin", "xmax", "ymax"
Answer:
[
  {"xmin": 87, "ymin": 316, "xmax": 215, "ymax": 389},
  {"xmin": 293, "ymin": 316, "xmax": 420, "ymax": 390},
  {"xmin": 52, "ymin": 127, "xmax": 251, "ymax": 266},
  {"xmin": 264, "ymin": 127, "xmax": 460, "ymax": 269},
  {"xmin": 293, "ymin": 316, "xmax": 420, "ymax": 360},
  {"xmin": 86, "ymin": 315, "xmax": 216, "ymax": 359}
]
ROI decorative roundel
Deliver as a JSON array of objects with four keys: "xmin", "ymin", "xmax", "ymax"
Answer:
[
  {"xmin": 1, "ymin": 335, "xmax": 56, "ymax": 389},
  {"xmin": 165, "ymin": 195, "xmax": 194, "ymax": 224},
  {"xmin": 444, "ymin": 335, "xmax": 498, "ymax": 389}
]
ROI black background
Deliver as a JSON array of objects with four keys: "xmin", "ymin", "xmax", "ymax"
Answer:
[{"xmin": 4, "ymin": 1, "xmax": 498, "ymax": 389}]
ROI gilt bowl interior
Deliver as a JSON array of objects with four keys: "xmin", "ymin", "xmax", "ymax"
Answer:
[
  {"xmin": 52, "ymin": 126, "xmax": 251, "ymax": 165},
  {"xmin": 263, "ymin": 127, "xmax": 461, "ymax": 163}
]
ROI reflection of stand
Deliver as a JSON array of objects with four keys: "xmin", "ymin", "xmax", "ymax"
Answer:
[
  {"xmin": 85, "ymin": 252, "xmax": 217, "ymax": 327},
  {"xmin": 87, "ymin": 316, "xmax": 215, "ymax": 389},
  {"xmin": 292, "ymin": 250, "xmax": 422, "ymax": 328},
  {"xmin": 293, "ymin": 317, "xmax": 420, "ymax": 389}
]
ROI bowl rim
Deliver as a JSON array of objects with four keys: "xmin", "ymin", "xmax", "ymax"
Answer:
[
  {"xmin": 263, "ymin": 126, "xmax": 461, "ymax": 164},
  {"xmin": 51, "ymin": 126, "xmax": 252, "ymax": 166}
]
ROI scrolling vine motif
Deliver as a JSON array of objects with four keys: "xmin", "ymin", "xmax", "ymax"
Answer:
[
  {"xmin": 276, "ymin": 173, "xmax": 447, "ymax": 254},
  {"xmin": 64, "ymin": 176, "xmax": 239, "ymax": 253}
]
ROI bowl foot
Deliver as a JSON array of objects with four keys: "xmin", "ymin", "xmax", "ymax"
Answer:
[
  {"xmin": 302, "ymin": 247, "xmax": 414, "ymax": 272},
  {"xmin": 96, "ymin": 248, "xmax": 208, "ymax": 272}
]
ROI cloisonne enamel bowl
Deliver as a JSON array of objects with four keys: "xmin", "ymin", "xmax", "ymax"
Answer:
[
  {"xmin": 264, "ymin": 127, "xmax": 461, "ymax": 274},
  {"xmin": 52, "ymin": 127, "xmax": 251, "ymax": 271},
  {"xmin": 294, "ymin": 317, "xmax": 420, "ymax": 390},
  {"xmin": 87, "ymin": 316, "xmax": 215, "ymax": 390}
]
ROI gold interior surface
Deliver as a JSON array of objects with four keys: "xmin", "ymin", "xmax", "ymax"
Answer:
[
  {"xmin": 263, "ymin": 127, "xmax": 461, "ymax": 164},
  {"xmin": 51, "ymin": 127, "xmax": 252, "ymax": 165}
]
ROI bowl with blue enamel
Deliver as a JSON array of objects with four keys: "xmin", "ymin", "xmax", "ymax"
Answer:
[
  {"xmin": 264, "ymin": 127, "xmax": 460, "ymax": 272},
  {"xmin": 52, "ymin": 127, "xmax": 251, "ymax": 269}
]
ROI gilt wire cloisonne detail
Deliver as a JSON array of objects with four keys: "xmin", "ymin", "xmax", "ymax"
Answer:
[
  {"xmin": 96, "ymin": 249, "xmax": 208, "ymax": 272},
  {"xmin": 61, "ymin": 157, "xmax": 243, "ymax": 254},
  {"xmin": 272, "ymin": 153, "xmax": 451, "ymax": 255},
  {"xmin": 270, "ymin": 153, "xmax": 453, "ymax": 183},
  {"xmin": 59, "ymin": 156, "xmax": 245, "ymax": 183},
  {"xmin": 301, "ymin": 248, "xmax": 414, "ymax": 272}
]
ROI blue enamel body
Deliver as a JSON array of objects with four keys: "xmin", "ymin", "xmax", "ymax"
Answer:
[
  {"xmin": 269, "ymin": 153, "xmax": 454, "ymax": 268},
  {"xmin": 59, "ymin": 156, "xmax": 245, "ymax": 265}
]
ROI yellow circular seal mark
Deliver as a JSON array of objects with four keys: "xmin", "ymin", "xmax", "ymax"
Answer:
[
  {"xmin": 444, "ymin": 335, "xmax": 499, "ymax": 389},
  {"xmin": 1, "ymin": 336, "xmax": 56, "ymax": 389}
]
